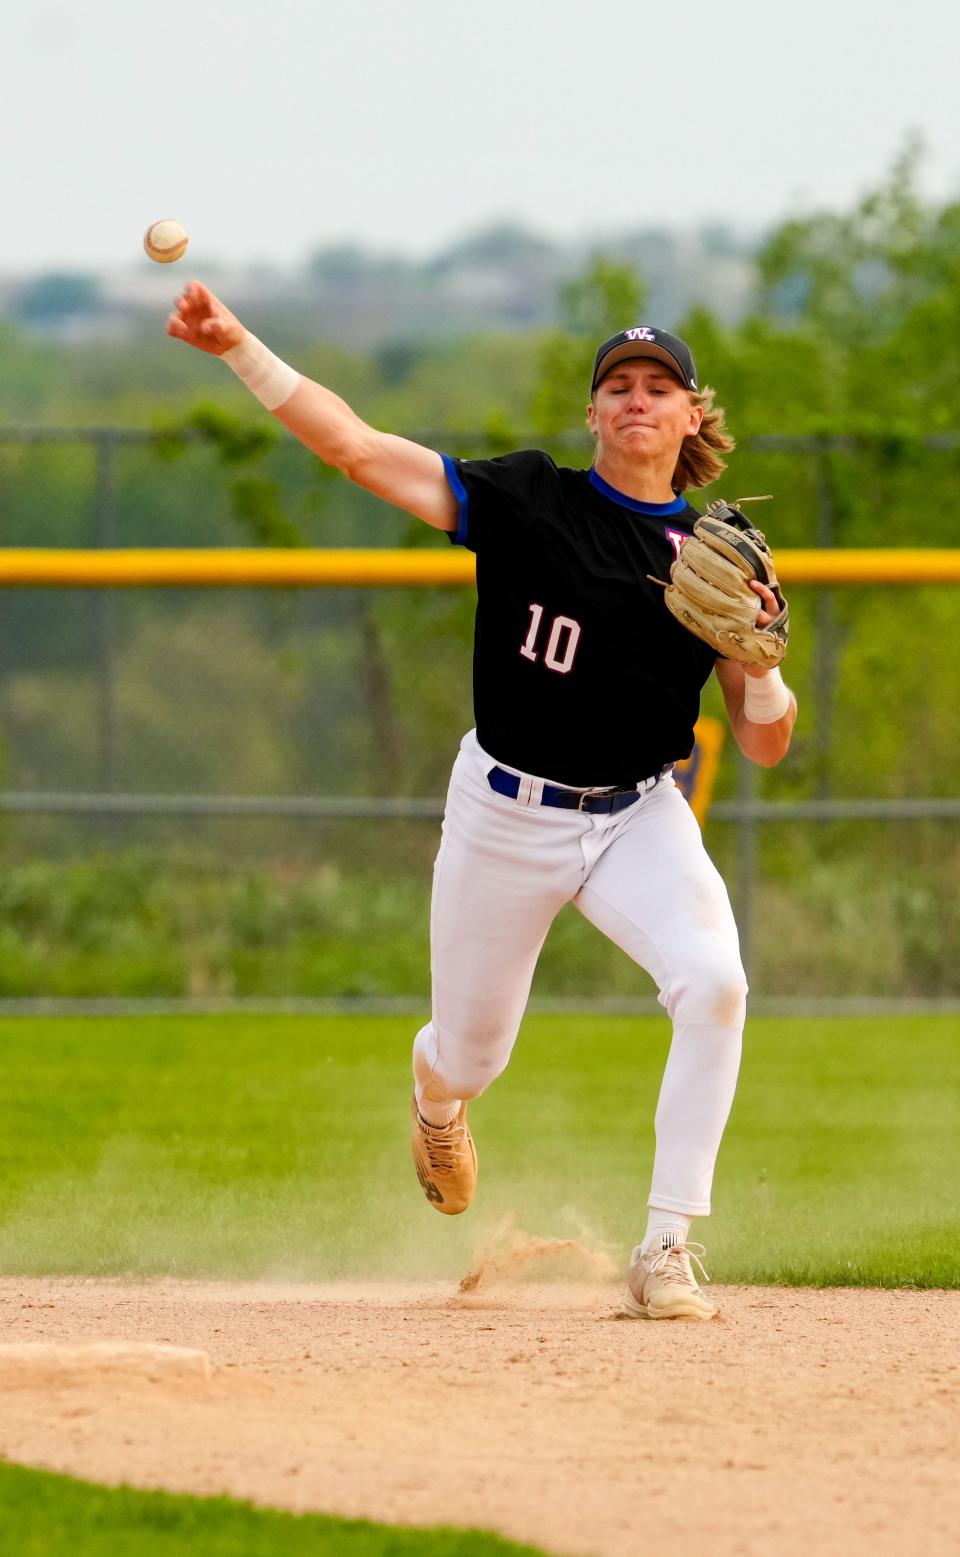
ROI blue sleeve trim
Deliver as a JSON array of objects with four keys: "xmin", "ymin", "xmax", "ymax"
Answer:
[{"xmin": 440, "ymin": 454, "xmax": 470, "ymax": 546}]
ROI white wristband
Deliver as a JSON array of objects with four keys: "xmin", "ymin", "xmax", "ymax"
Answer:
[
  {"xmin": 222, "ymin": 332, "xmax": 300, "ymax": 411},
  {"xmin": 743, "ymin": 666, "xmax": 791, "ymax": 724}
]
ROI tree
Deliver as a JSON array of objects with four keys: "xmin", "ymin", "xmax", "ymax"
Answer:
[
  {"xmin": 531, "ymin": 256, "xmax": 646, "ymax": 439},
  {"xmin": 14, "ymin": 273, "xmax": 102, "ymax": 326},
  {"xmin": 428, "ymin": 222, "xmax": 558, "ymax": 274},
  {"xmin": 755, "ymin": 137, "xmax": 933, "ymax": 347}
]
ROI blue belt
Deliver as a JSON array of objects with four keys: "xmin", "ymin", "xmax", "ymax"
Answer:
[{"xmin": 486, "ymin": 765, "xmax": 671, "ymax": 815}]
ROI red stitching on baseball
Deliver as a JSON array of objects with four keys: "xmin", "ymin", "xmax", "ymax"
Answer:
[{"xmin": 146, "ymin": 225, "xmax": 187, "ymax": 256}]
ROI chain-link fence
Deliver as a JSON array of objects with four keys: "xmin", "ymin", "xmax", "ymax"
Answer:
[{"xmin": 1, "ymin": 428, "xmax": 958, "ymax": 1008}]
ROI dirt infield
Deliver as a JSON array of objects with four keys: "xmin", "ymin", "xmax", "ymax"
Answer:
[{"xmin": 1, "ymin": 1270, "xmax": 958, "ymax": 1557}]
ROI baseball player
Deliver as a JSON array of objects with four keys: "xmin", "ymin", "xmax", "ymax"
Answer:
[{"xmin": 168, "ymin": 285, "xmax": 797, "ymax": 1320}]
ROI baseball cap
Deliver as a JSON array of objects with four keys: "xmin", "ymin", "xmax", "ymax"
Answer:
[{"xmin": 591, "ymin": 327, "xmax": 698, "ymax": 393}]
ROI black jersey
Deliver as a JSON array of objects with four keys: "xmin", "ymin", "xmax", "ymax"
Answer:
[{"xmin": 442, "ymin": 449, "xmax": 718, "ymax": 788}]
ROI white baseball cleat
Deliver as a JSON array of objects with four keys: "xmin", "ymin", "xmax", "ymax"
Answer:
[
  {"xmin": 411, "ymin": 1094, "xmax": 477, "ymax": 1215},
  {"xmin": 623, "ymin": 1236, "xmax": 717, "ymax": 1321}
]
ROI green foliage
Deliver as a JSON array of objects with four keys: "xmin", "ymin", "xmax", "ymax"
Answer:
[
  {"xmin": 152, "ymin": 402, "xmax": 278, "ymax": 464},
  {"xmin": 229, "ymin": 475, "xmax": 305, "ymax": 547},
  {"xmin": 756, "ymin": 137, "xmax": 929, "ymax": 344},
  {"xmin": 0, "ymin": 850, "xmax": 431, "ymax": 999},
  {"xmin": 150, "ymin": 402, "xmax": 308, "ymax": 547},
  {"xmin": 556, "ymin": 255, "xmax": 645, "ymax": 339},
  {"xmin": 370, "ymin": 333, "xmax": 539, "ymax": 441},
  {"xmin": 749, "ymin": 138, "xmax": 960, "ymax": 438},
  {"xmin": 531, "ymin": 256, "xmax": 646, "ymax": 437},
  {"xmin": 0, "ymin": 1463, "xmax": 544, "ymax": 1557},
  {"xmin": 0, "ymin": 836, "xmax": 956, "ymax": 1000},
  {"xmin": 0, "ymin": 318, "xmax": 62, "ymax": 416},
  {"xmin": 0, "ymin": 1013, "xmax": 955, "ymax": 1284}
]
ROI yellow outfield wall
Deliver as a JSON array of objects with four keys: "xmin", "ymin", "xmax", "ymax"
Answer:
[{"xmin": 1, "ymin": 548, "xmax": 960, "ymax": 587}]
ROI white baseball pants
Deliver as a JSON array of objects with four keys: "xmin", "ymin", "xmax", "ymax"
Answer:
[{"xmin": 413, "ymin": 730, "xmax": 747, "ymax": 1216}]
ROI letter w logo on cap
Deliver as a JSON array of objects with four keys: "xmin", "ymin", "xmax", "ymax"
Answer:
[{"xmin": 625, "ymin": 327, "xmax": 656, "ymax": 341}]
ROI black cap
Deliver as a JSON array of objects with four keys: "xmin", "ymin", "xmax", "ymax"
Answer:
[{"xmin": 591, "ymin": 327, "xmax": 698, "ymax": 393}]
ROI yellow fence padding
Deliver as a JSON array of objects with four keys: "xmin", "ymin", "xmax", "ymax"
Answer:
[{"xmin": 1, "ymin": 548, "xmax": 960, "ymax": 588}]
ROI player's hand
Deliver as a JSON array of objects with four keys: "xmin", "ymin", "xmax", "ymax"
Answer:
[
  {"xmin": 166, "ymin": 280, "xmax": 244, "ymax": 356},
  {"xmin": 743, "ymin": 580, "xmax": 784, "ymax": 675}
]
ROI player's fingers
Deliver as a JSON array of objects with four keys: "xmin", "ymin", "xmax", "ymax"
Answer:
[
  {"xmin": 174, "ymin": 288, "xmax": 202, "ymax": 321},
  {"xmin": 175, "ymin": 283, "xmax": 200, "ymax": 318},
  {"xmin": 167, "ymin": 313, "xmax": 188, "ymax": 338},
  {"xmin": 750, "ymin": 580, "xmax": 777, "ymax": 609}
]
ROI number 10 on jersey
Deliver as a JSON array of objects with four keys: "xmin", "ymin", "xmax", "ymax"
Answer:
[{"xmin": 519, "ymin": 604, "xmax": 582, "ymax": 675}]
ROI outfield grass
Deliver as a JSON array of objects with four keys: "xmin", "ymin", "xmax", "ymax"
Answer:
[
  {"xmin": 0, "ymin": 1462, "xmax": 547, "ymax": 1557},
  {"xmin": 0, "ymin": 1013, "xmax": 957, "ymax": 1286}
]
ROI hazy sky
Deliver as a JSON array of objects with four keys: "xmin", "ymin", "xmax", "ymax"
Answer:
[{"xmin": 4, "ymin": 0, "xmax": 959, "ymax": 272}]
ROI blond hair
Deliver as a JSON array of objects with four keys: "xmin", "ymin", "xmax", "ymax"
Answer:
[{"xmin": 673, "ymin": 386, "xmax": 735, "ymax": 491}]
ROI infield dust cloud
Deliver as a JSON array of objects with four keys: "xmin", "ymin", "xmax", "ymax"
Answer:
[{"xmin": 458, "ymin": 1215, "xmax": 617, "ymax": 1294}]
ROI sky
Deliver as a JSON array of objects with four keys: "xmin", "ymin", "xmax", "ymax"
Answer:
[{"xmin": 4, "ymin": 0, "xmax": 960, "ymax": 274}]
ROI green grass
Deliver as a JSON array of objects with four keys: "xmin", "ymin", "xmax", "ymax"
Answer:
[
  {"xmin": 0, "ymin": 1013, "xmax": 957, "ymax": 1287},
  {"xmin": 0, "ymin": 1462, "xmax": 546, "ymax": 1556}
]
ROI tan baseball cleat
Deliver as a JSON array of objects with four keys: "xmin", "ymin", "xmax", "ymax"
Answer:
[
  {"xmin": 411, "ymin": 1094, "xmax": 477, "ymax": 1215},
  {"xmin": 623, "ymin": 1237, "xmax": 717, "ymax": 1321}
]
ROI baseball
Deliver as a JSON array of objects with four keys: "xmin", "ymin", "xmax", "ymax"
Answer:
[{"xmin": 143, "ymin": 218, "xmax": 190, "ymax": 264}]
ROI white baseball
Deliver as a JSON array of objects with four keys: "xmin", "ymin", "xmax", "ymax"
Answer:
[{"xmin": 143, "ymin": 218, "xmax": 190, "ymax": 264}]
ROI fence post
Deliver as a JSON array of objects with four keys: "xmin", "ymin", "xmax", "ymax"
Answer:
[
  {"xmin": 813, "ymin": 441, "xmax": 836, "ymax": 798},
  {"xmin": 91, "ymin": 433, "xmax": 118, "ymax": 792}
]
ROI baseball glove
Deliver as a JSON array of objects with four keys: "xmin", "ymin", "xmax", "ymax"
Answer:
[{"xmin": 660, "ymin": 500, "xmax": 789, "ymax": 667}]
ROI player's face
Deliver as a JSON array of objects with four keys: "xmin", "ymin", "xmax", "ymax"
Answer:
[{"xmin": 587, "ymin": 360, "xmax": 703, "ymax": 466}]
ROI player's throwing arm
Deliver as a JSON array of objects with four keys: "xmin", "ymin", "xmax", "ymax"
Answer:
[{"xmin": 167, "ymin": 281, "xmax": 458, "ymax": 532}]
